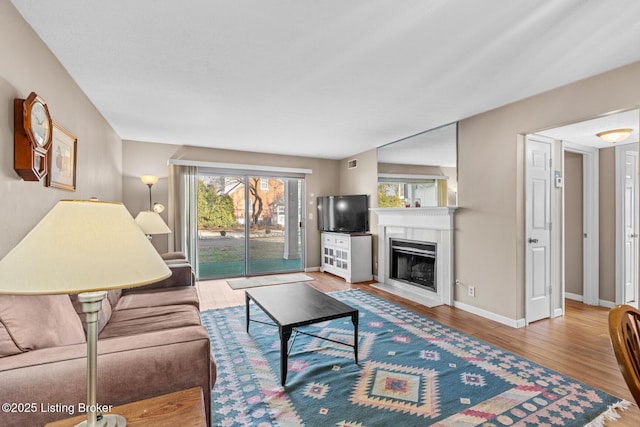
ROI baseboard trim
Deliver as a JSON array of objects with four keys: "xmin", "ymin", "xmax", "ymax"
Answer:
[
  {"xmin": 305, "ymin": 266, "xmax": 320, "ymax": 272},
  {"xmin": 565, "ymin": 292, "xmax": 583, "ymax": 302},
  {"xmin": 599, "ymin": 299, "xmax": 615, "ymax": 308},
  {"xmin": 453, "ymin": 300, "xmax": 526, "ymax": 329}
]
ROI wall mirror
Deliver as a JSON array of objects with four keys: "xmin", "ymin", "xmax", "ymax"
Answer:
[{"xmin": 377, "ymin": 122, "xmax": 457, "ymax": 208}]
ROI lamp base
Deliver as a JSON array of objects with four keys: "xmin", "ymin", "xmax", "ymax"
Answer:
[{"xmin": 75, "ymin": 413, "xmax": 127, "ymax": 427}]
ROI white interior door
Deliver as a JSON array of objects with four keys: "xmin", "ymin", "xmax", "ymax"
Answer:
[
  {"xmin": 623, "ymin": 150, "xmax": 638, "ymax": 303},
  {"xmin": 526, "ymin": 135, "xmax": 553, "ymax": 323}
]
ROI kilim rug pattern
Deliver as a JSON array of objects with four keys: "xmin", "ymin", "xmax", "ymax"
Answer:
[{"xmin": 202, "ymin": 289, "xmax": 630, "ymax": 426}]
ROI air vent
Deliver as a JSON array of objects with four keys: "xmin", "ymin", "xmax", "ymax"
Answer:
[{"xmin": 347, "ymin": 159, "xmax": 358, "ymax": 169}]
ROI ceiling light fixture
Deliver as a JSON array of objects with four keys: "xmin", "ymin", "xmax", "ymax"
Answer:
[{"xmin": 596, "ymin": 128, "xmax": 633, "ymax": 143}]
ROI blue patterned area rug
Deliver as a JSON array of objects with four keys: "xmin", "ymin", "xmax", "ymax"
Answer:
[{"xmin": 202, "ymin": 290, "xmax": 630, "ymax": 426}]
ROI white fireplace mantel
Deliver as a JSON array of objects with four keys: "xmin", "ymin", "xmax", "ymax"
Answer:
[
  {"xmin": 371, "ymin": 206, "xmax": 456, "ymax": 229},
  {"xmin": 371, "ymin": 206, "xmax": 456, "ymax": 307}
]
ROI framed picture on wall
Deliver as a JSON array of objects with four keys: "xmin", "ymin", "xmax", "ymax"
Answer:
[{"xmin": 46, "ymin": 122, "xmax": 77, "ymax": 191}]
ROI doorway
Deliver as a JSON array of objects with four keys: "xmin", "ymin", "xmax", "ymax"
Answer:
[
  {"xmin": 562, "ymin": 143, "xmax": 599, "ymax": 308},
  {"xmin": 525, "ymin": 109, "xmax": 639, "ymax": 323},
  {"xmin": 196, "ymin": 172, "xmax": 305, "ymax": 279},
  {"xmin": 559, "ymin": 141, "xmax": 606, "ymax": 314},
  {"xmin": 563, "ymin": 151, "xmax": 584, "ymax": 301}
]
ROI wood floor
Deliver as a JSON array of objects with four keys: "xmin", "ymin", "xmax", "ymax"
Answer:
[{"xmin": 198, "ymin": 271, "xmax": 640, "ymax": 426}]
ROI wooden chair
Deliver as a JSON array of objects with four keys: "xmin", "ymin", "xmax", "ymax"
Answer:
[{"xmin": 609, "ymin": 304, "xmax": 640, "ymax": 405}]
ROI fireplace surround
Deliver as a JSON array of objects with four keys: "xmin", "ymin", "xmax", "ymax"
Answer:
[{"xmin": 371, "ymin": 207, "xmax": 456, "ymax": 307}]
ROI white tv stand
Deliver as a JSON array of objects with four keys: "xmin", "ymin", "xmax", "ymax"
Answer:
[{"xmin": 320, "ymin": 232, "xmax": 373, "ymax": 283}]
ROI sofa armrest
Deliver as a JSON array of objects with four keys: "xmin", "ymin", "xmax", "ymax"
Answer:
[
  {"xmin": 0, "ymin": 325, "xmax": 214, "ymax": 427},
  {"xmin": 160, "ymin": 251, "xmax": 187, "ymax": 261},
  {"xmin": 123, "ymin": 263, "xmax": 194, "ymax": 294}
]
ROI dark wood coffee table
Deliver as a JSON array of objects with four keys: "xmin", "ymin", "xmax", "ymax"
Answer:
[{"xmin": 245, "ymin": 282, "xmax": 359, "ymax": 386}]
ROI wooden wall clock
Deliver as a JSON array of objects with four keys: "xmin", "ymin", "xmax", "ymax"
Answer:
[{"xmin": 14, "ymin": 92, "xmax": 53, "ymax": 181}]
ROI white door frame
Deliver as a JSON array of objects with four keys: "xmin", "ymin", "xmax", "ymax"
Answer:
[
  {"xmin": 616, "ymin": 143, "xmax": 639, "ymax": 305},
  {"xmin": 562, "ymin": 141, "xmax": 599, "ymax": 306}
]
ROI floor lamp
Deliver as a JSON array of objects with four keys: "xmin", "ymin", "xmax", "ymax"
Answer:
[
  {"xmin": 0, "ymin": 200, "xmax": 170, "ymax": 427},
  {"xmin": 140, "ymin": 175, "xmax": 158, "ymax": 210}
]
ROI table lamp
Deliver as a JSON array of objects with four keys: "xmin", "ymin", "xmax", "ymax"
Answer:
[{"xmin": 0, "ymin": 200, "xmax": 171, "ymax": 427}]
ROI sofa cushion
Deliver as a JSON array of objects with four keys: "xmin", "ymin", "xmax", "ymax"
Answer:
[
  {"xmin": 0, "ymin": 322, "xmax": 20, "ymax": 357},
  {"xmin": 0, "ymin": 295, "xmax": 85, "ymax": 357},
  {"xmin": 69, "ymin": 294, "xmax": 113, "ymax": 335},
  {"xmin": 115, "ymin": 287, "xmax": 199, "ymax": 311},
  {"xmin": 107, "ymin": 289, "xmax": 122, "ymax": 307},
  {"xmin": 123, "ymin": 263, "xmax": 194, "ymax": 293},
  {"xmin": 99, "ymin": 305, "xmax": 202, "ymax": 339}
]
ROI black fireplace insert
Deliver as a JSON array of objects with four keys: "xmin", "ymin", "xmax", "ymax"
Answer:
[{"xmin": 389, "ymin": 238, "xmax": 436, "ymax": 292}]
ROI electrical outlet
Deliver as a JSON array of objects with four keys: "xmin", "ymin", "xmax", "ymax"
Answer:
[{"xmin": 468, "ymin": 286, "xmax": 476, "ymax": 297}]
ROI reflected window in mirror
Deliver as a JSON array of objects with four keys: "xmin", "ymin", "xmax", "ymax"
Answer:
[
  {"xmin": 377, "ymin": 122, "xmax": 457, "ymax": 207},
  {"xmin": 378, "ymin": 175, "xmax": 447, "ymax": 207}
]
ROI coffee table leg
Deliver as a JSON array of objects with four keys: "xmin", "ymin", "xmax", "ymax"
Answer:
[
  {"xmin": 245, "ymin": 293, "xmax": 250, "ymax": 333},
  {"xmin": 280, "ymin": 327, "xmax": 292, "ymax": 386},
  {"xmin": 351, "ymin": 312, "xmax": 359, "ymax": 364}
]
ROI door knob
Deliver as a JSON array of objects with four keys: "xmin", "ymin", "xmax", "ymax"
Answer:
[{"xmin": 528, "ymin": 238, "xmax": 538, "ymax": 244}]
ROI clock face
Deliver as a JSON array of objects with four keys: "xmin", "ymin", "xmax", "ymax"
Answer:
[{"xmin": 30, "ymin": 101, "xmax": 51, "ymax": 147}]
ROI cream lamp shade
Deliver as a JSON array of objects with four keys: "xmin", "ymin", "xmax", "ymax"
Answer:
[
  {"xmin": 140, "ymin": 175, "xmax": 159, "ymax": 186},
  {"xmin": 596, "ymin": 128, "xmax": 633, "ymax": 143},
  {"xmin": 0, "ymin": 200, "xmax": 171, "ymax": 294},
  {"xmin": 135, "ymin": 210, "xmax": 172, "ymax": 235}
]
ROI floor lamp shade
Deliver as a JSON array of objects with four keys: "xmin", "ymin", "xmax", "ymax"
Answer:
[{"xmin": 0, "ymin": 200, "xmax": 171, "ymax": 294}]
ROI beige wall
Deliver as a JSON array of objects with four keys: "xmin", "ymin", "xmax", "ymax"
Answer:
[
  {"xmin": 564, "ymin": 151, "xmax": 584, "ymax": 296},
  {"xmin": 456, "ymin": 61, "xmax": 640, "ymax": 321},
  {"xmin": 339, "ymin": 149, "xmax": 378, "ymax": 199},
  {"xmin": 599, "ymin": 147, "xmax": 617, "ymax": 302},
  {"xmin": 0, "ymin": 1, "xmax": 122, "ymax": 258},
  {"xmin": 122, "ymin": 140, "xmax": 341, "ymax": 267},
  {"xmin": 339, "ymin": 149, "xmax": 378, "ymax": 274}
]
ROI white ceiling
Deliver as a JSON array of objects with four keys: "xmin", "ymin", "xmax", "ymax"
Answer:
[
  {"xmin": 537, "ymin": 109, "xmax": 639, "ymax": 148},
  {"xmin": 11, "ymin": 0, "xmax": 640, "ymax": 160}
]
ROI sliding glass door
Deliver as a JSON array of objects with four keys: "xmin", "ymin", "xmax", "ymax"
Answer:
[
  {"xmin": 197, "ymin": 174, "xmax": 246, "ymax": 278},
  {"xmin": 197, "ymin": 172, "xmax": 304, "ymax": 279},
  {"xmin": 247, "ymin": 176, "xmax": 303, "ymax": 275}
]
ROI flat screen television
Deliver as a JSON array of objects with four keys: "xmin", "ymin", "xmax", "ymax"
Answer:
[{"xmin": 317, "ymin": 194, "xmax": 369, "ymax": 233}]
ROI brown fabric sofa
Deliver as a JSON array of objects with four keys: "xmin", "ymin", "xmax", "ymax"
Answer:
[{"xmin": 0, "ymin": 262, "xmax": 214, "ymax": 427}]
